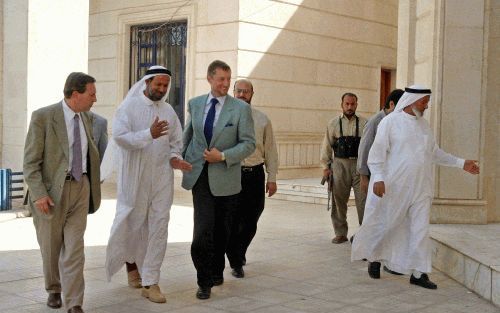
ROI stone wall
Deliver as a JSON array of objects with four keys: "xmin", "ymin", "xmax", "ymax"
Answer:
[
  {"xmin": 88, "ymin": 0, "xmax": 398, "ymax": 178},
  {"xmin": 397, "ymin": 0, "xmax": 499, "ymax": 223},
  {"xmin": 235, "ymin": 0, "xmax": 399, "ymax": 177}
]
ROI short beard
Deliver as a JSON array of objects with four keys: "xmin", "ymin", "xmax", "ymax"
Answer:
[
  {"xmin": 411, "ymin": 106, "xmax": 423, "ymax": 119},
  {"xmin": 146, "ymin": 87, "xmax": 165, "ymax": 101}
]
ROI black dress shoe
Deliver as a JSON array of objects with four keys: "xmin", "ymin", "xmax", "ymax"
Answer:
[
  {"xmin": 212, "ymin": 276, "xmax": 224, "ymax": 286},
  {"xmin": 384, "ymin": 266, "xmax": 404, "ymax": 275},
  {"xmin": 368, "ymin": 262, "xmax": 381, "ymax": 279},
  {"xmin": 410, "ymin": 273, "xmax": 437, "ymax": 289},
  {"xmin": 231, "ymin": 267, "xmax": 245, "ymax": 278},
  {"xmin": 47, "ymin": 293, "xmax": 62, "ymax": 308},
  {"xmin": 67, "ymin": 305, "xmax": 84, "ymax": 313},
  {"xmin": 196, "ymin": 287, "xmax": 211, "ymax": 300}
]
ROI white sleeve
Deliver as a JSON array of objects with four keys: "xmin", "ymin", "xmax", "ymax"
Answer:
[
  {"xmin": 367, "ymin": 118, "xmax": 391, "ymax": 182},
  {"xmin": 168, "ymin": 110, "xmax": 183, "ymax": 160},
  {"xmin": 433, "ymin": 144, "xmax": 465, "ymax": 168},
  {"xmin": 113, "ymin": 106, "xmax": 153, "ymax": 151}
]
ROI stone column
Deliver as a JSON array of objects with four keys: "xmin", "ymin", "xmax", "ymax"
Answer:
[
  {"xmin": 1, "ymin": 0, "xmax": 89, "ymax": 170},
  {"xmin": 397, "ymin": 0, "xmax": 492, "ymax": 223}
]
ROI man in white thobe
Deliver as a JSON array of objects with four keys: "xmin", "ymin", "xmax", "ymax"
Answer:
[
  {"xmin": 104, "ymin": 66, "xmax": 192, "ymax": 303},
  {"xmin": 351, "ymin": 85, "xmax": 480, "ymax": 289}
]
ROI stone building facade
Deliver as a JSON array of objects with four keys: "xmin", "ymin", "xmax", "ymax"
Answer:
[{"xmin": 0, "ymin": 0, "xmax": 497, "ymax": 223}]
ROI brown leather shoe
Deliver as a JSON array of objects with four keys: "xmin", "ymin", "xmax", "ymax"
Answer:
[
  {"xmin": 67, "ymin": 305, "xmax": 84, "ymax": 313},
  {"xmin": 47, "ymin": 292, "xmax": 62, "ymax": 308},
  {"xmin": 331, "ymin": 235, "xmax": 348, "ymax": 244}
]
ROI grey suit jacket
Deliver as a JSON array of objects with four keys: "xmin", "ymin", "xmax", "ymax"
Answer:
[
  {"xmin": 89, "ymin": 111, "xmax": 108, "ymax": 163},
  {"xmin": 182, "ymin": 94, "xmax": 255, "ymax": 196},
  {"xmin": 23, "ymin": 102, "xmax": 101, "ymax": 214}
]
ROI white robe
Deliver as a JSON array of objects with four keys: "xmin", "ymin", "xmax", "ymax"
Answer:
[
  {"xmin": 105, "ymin": 93, "xmax": 183, "ymax": 285},
  {"xmin": 351, "ymin": 111, "xmax": 464, "ymax": 274}
]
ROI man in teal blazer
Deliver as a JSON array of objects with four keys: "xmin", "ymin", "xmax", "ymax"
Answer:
[
  {"xmin": 182, "ymin": 60, "xmax": 255, "ymax": 300},
  {"xmin": 24, "ymin": 72, "xmax": 101, "ymax": 313}
]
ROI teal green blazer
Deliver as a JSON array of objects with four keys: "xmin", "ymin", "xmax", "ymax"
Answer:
[{"xmin": 182, "ymin": 94, "xmax": 255, "ymax": 196}]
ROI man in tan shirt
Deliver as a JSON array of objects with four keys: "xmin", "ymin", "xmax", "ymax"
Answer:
[
  {"xmin": 226, "ymin": 79, "xmax": 279, "ymax": 278},
  {"xmin": 320, "ymin": 93, "xmax": 367, "ymax": 244}
]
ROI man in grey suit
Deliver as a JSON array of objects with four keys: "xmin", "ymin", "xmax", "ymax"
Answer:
[
  {"xmin": 89, "ymin": 111, "xmax": 108, "ymax": 162},
  {"xmin": 24, "ymin": 72, "xmax": 102, "ymax": 313},
  {"xmin": 182, "ymin": 60, "xmax": 255, "ymax": 300}
]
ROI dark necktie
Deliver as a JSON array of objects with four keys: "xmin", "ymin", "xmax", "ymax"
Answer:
[
  {"xmin": 72, "ymin": 114, "xmax": 83, "ymax": 181},
  {"xmin": 204, "ymin": 98, "xmax": 218, "ymax": 145}
]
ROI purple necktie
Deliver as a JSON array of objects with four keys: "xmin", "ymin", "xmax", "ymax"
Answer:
[{"xmin": 72, "ymin": 114, "xmax": 83, "ymax": 181}]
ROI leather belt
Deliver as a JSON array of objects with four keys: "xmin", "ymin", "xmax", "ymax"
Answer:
[
  {"xmin": 241, "ymin": 163, "xmax": 264, "ymax": 172},
  {"xmin": 65, "ymin": 173, "xmax": 87, "ymax": 181}
]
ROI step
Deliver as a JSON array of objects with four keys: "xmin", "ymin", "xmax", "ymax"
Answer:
[
  {"xmin": 430, "ymin": 224, "xmax": 500, "ymax": 307},
  {"xmin": 275, "ymin": 178, "xmax": 355, "ymax": 205}
]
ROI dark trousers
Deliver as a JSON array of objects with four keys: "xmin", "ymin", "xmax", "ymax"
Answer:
[
  {"xmin": 227, "ymin": 164, "xmax": 265, "ymax": 268},
  {"xmin": 191, "ymin": 165, "xmax": 238, "ymax": 288}
]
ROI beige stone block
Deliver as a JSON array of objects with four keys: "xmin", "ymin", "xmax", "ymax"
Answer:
[
  {"xmin": 445, "ymin": 0, "xmax": 485, "ymax": 28},
  {"xmin": 415, "ymin": 0, "xmax": 435, "ymax": 17},
  {"xmin": 431, "ymin": 203, "xmax": 487, "ymax": 224},
  {"xmin": 444, "ymin": 27, "xmax": 484, "ymax": 73},
  {"xmin": 199, "ymin": 0, "xmax": 238, "ymax": 24},
  {"xmin": 316, "ymin": 62, "xmax": 378, "ymax": 91},
  {"xmin": 89, "ymin": 58, "xmax": 117, "ymax": 82},
  {"xmin": 3, "ymin": 107, "xmax": 27, "ymax": 128},
  {"xmin": 275, "ymin": 0, "xmax": 398, "ymax": 26},
  {"xmin": 196, "ymin": 23, "xmax": 238, "ymax": 52},
  {"xmin": 89, "ymin": 35, "xmax": 118, "ymax": 59},
  {"xmin": 240, "ymin": 0, "xmax": 397, "ymax": 48},
  {"xmin": 2, "ymin": 126, "xmax": 25, "ymax": 146},
  {"xmin": 95, "ymin": 81, "xmax": 119, "ymax": 108},
  {"xmin": 493, "ymin": 267, "xmax": 500, "ymax": 307},
  {"xmin": 2, "ymin": 144, "xmax": 25, "ymax": 170},
  {"xmin": 431, "ymin": 240, "xmax": 465, "ymax": 284},
  {"xmin": 194, "ymin": 51, "xmax": 238, "ymax": 80},
  {"xmin": 464, "ymin": 256, "xmax": 491, "ymax": 300},
  {"xmin": 251, "ymin": 79, "xmax": 376, "ymax": 115},
  {"xmin": 237, "ymin": 50, "xmax": 316, "ymax": 84},
  {"xmin": 238, "ymin": 22, "xmax": 396, "ymax": 68},
  {"xmin": 89, "ymin": 11, "xmax": 118, "ymax": 36}
]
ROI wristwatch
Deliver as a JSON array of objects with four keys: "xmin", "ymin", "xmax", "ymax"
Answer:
[{"xmin": 221, "ymin": 152, "xmax": 226, "ymax": 161}]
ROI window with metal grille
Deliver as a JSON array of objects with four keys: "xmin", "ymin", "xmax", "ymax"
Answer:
[{"xmin": 130, "ymin": 21, "xmax": 187, "ymax": 126}]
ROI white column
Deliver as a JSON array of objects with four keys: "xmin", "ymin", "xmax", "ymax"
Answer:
[
  {"xmin": 1, "ymin": 0, "xmax": 89, "ymax": 170},
  {"xmin": 397, "ymin": 0, "xmax": 488, "ymax": 223}
]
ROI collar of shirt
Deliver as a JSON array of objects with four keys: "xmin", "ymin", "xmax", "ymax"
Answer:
[
  {"xmin": 207, "ymin": 93, "xmax": 226, "ymax": 107},
  {"xmin": 141, "ymin": 92, "xmax": 162, "ymax": 106},
  {"xmin": 340, "ymin": 113, "xmax": 358, "ymax": 121},
  {"xmin": 62, "ymin": 99, "xmax": 81, "ymax": 122}
]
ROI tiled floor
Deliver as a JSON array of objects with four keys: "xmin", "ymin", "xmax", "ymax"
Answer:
[{"xmin": 0, "ymin": 182, "xmax": 497, "ymax": 313}]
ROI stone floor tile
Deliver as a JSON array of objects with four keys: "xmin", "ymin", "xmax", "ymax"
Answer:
[{"xmin": 282, "ymin": 297, "xmax": 345, "ymax": 312}]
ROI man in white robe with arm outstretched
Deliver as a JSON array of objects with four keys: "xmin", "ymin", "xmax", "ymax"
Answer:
[
  {"xmin": 104, "ymin": 66, "xmax": 192, "ymax": 303},
  {"xmin": 351, "ymin": 85, "xmax": 480, "ymax": 289}
]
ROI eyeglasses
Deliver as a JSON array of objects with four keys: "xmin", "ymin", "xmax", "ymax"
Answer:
[{"xmin": 234, "ymin": 88, "xmax": 252, "ymax": 94}]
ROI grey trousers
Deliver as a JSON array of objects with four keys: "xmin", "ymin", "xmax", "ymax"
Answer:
[
  {"xmin": 330, "ymin": 158, "xmax": 366, "ymax": 236},
  {"xmin": 32, "ymin": 176, "xmax": 89, "ymax": 309}
]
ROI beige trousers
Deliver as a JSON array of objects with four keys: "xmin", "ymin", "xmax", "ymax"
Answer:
[
  {"xmin": 330, "ymin": 158, "xmax": 366, "ymax": 236},
  {"xmin": 32, "ymin": 176, "xmax": 89, "ymax": 309}
]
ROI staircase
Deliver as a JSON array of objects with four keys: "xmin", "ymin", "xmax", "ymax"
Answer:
[{"xmin": 274, "ymin": 178, "xmax": 355, "ymax": 205}]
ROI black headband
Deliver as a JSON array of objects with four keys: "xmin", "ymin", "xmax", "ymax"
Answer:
[
  {"xmin": 405, "ymin": 87, "xmax": 431, "ymax": 94},
  {"xmin": 145, "ymin": 68, "xmax": 172, "ymax": 76}
]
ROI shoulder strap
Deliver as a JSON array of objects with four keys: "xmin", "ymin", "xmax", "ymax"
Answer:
[
  {"xmin": 339, "ymin": 116, "xmax": 343, "ymax": 137},
  {"xmin": 355, "ymin": 116, "xmax": 359, "ymax": 137}
]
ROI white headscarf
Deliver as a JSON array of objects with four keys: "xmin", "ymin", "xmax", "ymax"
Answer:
[
  {"xmin": 125, "ymin": 65, "xmax": 172, "ymax": 103},
  {"xmin": 394, "ymin": 84, "xmax": 432, "ymax": 113},
  {"xmin": 100, "ymin": 65, "xmax": 172, "ymax": 181}
]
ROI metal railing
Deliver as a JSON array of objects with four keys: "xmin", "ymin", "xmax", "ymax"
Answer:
[{"xmin": 0, "ymin": 169, "xmax": 24, "ymax": 211}]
